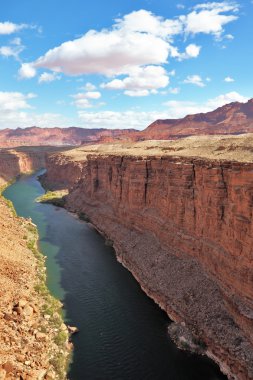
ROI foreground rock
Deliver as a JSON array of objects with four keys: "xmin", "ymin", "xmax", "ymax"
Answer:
[
  {"xmin": 42, "ymin": 135, "xmax": 253, "ymax": 380},
  {"xmin": 0, "ymin": 197, "xmax": 70, "ymax": 379}
]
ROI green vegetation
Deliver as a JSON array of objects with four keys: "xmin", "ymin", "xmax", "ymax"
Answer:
[{"xmin": 36, "ymin": 190, "xmax": 68, "ymax": 207}]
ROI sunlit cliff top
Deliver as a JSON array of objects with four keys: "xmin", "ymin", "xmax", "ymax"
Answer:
[{"xmin": 57, "ymin": 133, "xmax": 253, "ymax": 163}]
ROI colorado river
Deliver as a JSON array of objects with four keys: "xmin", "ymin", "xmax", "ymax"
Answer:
[{"xmin": 3, "ymin": 171, "xmax": 227, "ymax": 380}]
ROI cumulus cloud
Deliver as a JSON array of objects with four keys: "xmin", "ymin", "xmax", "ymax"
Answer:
[
  {"xmin": 163, "ymin": 91, "xmax": 248, "ymax": 118},
  {"xmin": 78, "ymin": 110, "xmax": 169, "ymax": 129},
  {"xmin": 19, "ymin": 63, "xmax": 37, "ymax": 79},
  {"xmin": 171, "ymin": 43, "xmax": 201, "ymax": 60},
  {"xmin": 224, "ymin": 76, "xmax": 234, "ymax": 82},
  {"xmin": 183, "ymin": 74, "xmax": 205, "ymax": 87},
  {"xmin": 18, "ymin": 5, "xmax": 238, "ymax": 81},
  {"xmin": 38, "ymin": 72, "xmax": 61, "ymax": 83},
  {"xmin": 180, "ymin": 2, "xmax": 239, "ymax": 38},
  {"xmin": 0, "ymin": 22, "xmax": 29, "ymax": 35},
  {"xmin": 29, "ymin": 13, "xmax": 170, "ymax": 77},
  {"xmin": 102, "ymin": 65, "xmax": 169, "ymax": 96}
]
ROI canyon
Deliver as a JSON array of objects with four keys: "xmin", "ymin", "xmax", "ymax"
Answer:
[
  {"xmin": 1, "ymin": 101, "xmax": 253, "ymax": 380},
  {"xmin": 42, "ymin": 134, "xmax": 253, "ymax": 380}
]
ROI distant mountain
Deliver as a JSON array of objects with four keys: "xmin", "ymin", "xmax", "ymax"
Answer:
[
  {"xmin": 0, "ymin": 126, "xmax": 136, "ymax": 147},
  {"xmin": 139, "ymin": 98, "xmax": 253, "ymax": 140},
  {"xmin": 0, "ymin": 99, "xmax": 253, "ymax": 147}
]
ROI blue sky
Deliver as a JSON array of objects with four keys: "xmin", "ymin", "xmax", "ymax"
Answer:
[{"xmin": 0, "ymin": 0, "xmax": 252, "ymax": 129}]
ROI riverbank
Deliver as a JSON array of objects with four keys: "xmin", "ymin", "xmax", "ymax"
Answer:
[{"xmin": 0, "ymin": 186, "xmax": 71, "ymax": 379}]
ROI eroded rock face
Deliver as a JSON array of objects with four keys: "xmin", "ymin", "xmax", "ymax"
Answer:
[
  {"xmin": 0, "ymin": 146, "xmax": 66, "ymax": 186},
  {"xmin": 45, "ymin": 151, "xmax": 253, "ymax": 380}
]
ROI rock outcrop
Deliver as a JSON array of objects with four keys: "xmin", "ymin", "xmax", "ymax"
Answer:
[{"xmin": 43, "ymin": 136, "xmax": 253, "ymax": 380}]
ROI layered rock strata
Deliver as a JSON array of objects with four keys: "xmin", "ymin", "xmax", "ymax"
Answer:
[
  {"xmin": 0, "ymin": 146, "xmax": 67, "ymax": 186},
  {"xmin": 43, "ymin": 138, "xmax": 253, "ymax": 380}
]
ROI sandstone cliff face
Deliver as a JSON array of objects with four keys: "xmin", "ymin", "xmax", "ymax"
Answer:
[
  {"xmin": 41, "ymin": 154, "xmax": 84, "ymax": 190},
  {"xmin": 44, "ymin": 149, "xmax": 253, "ymax": 380},
  {"xmin": 0, "ymin": 147, "xmax": 66, "ymax": 186}
]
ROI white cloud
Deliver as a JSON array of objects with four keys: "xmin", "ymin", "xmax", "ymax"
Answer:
[
  {"xmin": 30, "ymin": 12, "xmax": 171, "ymax": 77},
  {"xmin": 19, "ymin": 63, "xmax": 37, "ymax": 79},
  {"xmin": 185, "ymin": 43, "xmax": 201, "ymax": 58},
  {"xmin": 0, "ymin": 37, "xmax": 25, "ymax": 60},
  {"xmin": 124, "ymin": 90, "xmax": 150, "ymax": 97},
  {"xmin": 0, "ymin": 45, "xmax": 23, "ymax": 59},
  {"xmin": 102, "ymin": 65, "xmax": 169, "ymax": 96},
  {"xmin": 206, "ymin": 91, "xmax": 246, "ymax": 108},
  {"xmin": 180, "ymin": 2, "xmax": 239, "ymax": 39},
  {"xmin": 38, "ymin": 72, "xmax": 61, "ymax": 83},
  {"xmin": 0, "ymin": 91, "xmax": 70, "ymax": 128},
  {"xmin": 83, "ymin": 91, "xmax": 101, "ymax": 99},
  {"xmin": 183, "ymin": 74, "xmax": 205, "ymax": 87},
  {"xmin": 73, "ymin": 98, "xmax": 93, "ymax": 109},
  {"xmin": 224, "ymin": 76, "xmax": 234, "ymax": 82},
  {"xmin": 177, "ymin": 4, "xmax": 185, "ymax": 9},
  {"xmin": 0, "ymin": 91, "xmax": 36, "ymax": 111},
  {"xmin": 71, "ymin": 91, "xmax": 102, "ymax": 108},
  {"xmin": 174, "ymin": 43, "xmax": 201, "ymax": 60},
  {"xmin": 11, "ymin": 37, "xmax": 22, "ymax": 46},
  {"xmin": 72, "ymin": 91, "xmax": 101, "ymax": 100},
  {"xmin": 18, "ymin": 6, "xmax": 238, "ymax": 80},
  {"xmin": 163, "ymin": 91, "xmax": 248, "ymax": 118},
  {"xmin": 225, "ymin": 33, "xmax": 234, "ymax": 39},
  {"xmin": 0, "ymin": 22, "xmax": 28, "ymax": 35},
  {"xmin": 78, "ymin": 110, "xmax": 169, "ymax": 129},
  {"xmin": 82, "ymin": 82, "xmax": 96, "ymax": 91},
  {"xmin": 169, "ymin": 87, "xmax": 181, "ymax": 94}
]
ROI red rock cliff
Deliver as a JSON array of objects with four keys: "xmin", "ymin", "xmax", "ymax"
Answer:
[
  {"xmin": 0, "ymin": 146, "xmax": 67, "ymax": 186},
  {"xmin": 44, "ymin": 144, "xmax": 253, "ymax": 380}
]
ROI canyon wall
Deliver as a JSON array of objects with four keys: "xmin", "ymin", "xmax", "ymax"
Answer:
[
  {"xmin": 44, "ymin": 145, "xmax": 253, "ymax": 380},
  {"xmin": 0, "ymin": 146, "xmax": 66, "ymax": 186}
]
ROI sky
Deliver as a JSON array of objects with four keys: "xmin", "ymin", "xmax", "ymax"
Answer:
[{"xmin": 0, "ymin": 0, "xmax": 252, "ymax": 130}]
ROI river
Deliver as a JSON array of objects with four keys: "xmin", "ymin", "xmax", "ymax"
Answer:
[{"xmin": 3, "ymin": 171, "xmax": 227, "ymax": 380}]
